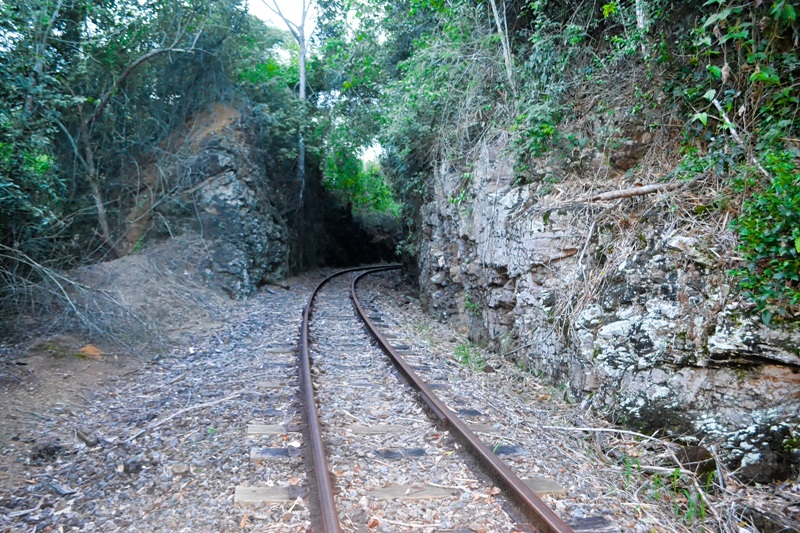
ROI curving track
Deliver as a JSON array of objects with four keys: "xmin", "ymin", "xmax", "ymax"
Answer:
[{"xmin": 298, "ymin": 266, "xmax": 574, "ymax": 532}]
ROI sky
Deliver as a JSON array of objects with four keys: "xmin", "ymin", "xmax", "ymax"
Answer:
[{"xmin": 247, "ymin": 0, "xmax": 318, "ymax": 34}]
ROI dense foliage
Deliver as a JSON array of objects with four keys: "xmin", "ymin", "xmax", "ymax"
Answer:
[
  {"xmin": 692, "ymin": 0, "xmax": 799, "ymax": 321},
  {"xmin": 731, "ymin": 150, "xmax": 800, "ymax": 324},
  {"xmin": 314, "ymin": 0, "xmax": 799, "ymax": 320},
  {"xmin": 0, "ymin": 0, "xmax": 323, "ymax": 316},
  {"xmin": 2, "ymin": 0, "xmax": 798, "ymax": 321}
]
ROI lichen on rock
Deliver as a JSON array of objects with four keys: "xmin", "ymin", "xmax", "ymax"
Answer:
[{"xmin": 417, "ymin": 137, "xmax": 800, "ymax": 482}]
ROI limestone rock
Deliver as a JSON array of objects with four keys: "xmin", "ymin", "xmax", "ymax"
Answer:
[{"xmin": 416, "ymin": 137, "xmax": 800, "ymax": 482}]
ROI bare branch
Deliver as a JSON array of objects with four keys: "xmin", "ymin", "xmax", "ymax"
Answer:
[
  {"xmin": 260, "ymin": 0, "xmax": 301, "ymax": 40},
  {"xmin": 590, "ymin": 182, "xmax": 681, "ymax": 202},
  {"xmin": 128, "ymin": 391, "xmax": 245, "ymax": 443},
  {"xmin": 711, "ymin": 98, "xmax": 771, "ymax": 181},
  {"xmin": 54, "ymin": 118, "xmax": 89, "ymax": 172},
  {"xmin": 85, "ymin": 13, "xmax": 201, "ymax": 129}
]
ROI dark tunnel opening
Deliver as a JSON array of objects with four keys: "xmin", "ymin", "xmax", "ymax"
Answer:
[{"xmin": 320, "ymin": 201, "xmax": 400, "ymax": 267}]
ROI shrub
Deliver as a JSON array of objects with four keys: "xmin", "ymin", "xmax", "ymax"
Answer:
[{"xmin": 731, "ymin": 150, "xmax": 800, "ymax": 324}]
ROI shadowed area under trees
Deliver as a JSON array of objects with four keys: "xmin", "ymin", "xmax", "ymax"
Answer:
[{"xmin": 0, "ymin": 0, "xmax": 399, "ymax": 337}]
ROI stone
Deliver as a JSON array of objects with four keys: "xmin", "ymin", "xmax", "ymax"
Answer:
[
  {"xmin": 675, "ymin": 446, "xmax": 715, "ymax": 476},
  {"xmin": 136, "ymin": 104, "xmax": 290, "ymax": 299},
  {"xmin": 415, "ymin": 136, "xmax": 800, "ymax": 482},
  {"xmin": 76, "ymin": 427, "xmax": 98, "ymax": 447},
  {"xmin": 171, "ymin": 464, "xmax": 190, "ymax": 476}
]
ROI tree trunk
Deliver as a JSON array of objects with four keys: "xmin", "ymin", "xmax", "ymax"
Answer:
[
  {"xmin": 635, "ymin": 0, "xmax": 648, "ymax": 56},
  {"xmin": 488, "ymin": 0, "xmax": 515, "ymax": 96},
  {"xmin": 23, "ymin": 0, "xmax": 64, "ymax": 121},
  {"xmin": 80, "ymin": 121, "xmax": 113, "ymax": 252},
  {"xmin": 297, "ymin": 33, "xmax": 307, "ymax": 209},
  {"xmin": 262, "ymin": 0, "xmax": 311, "ymax": 211}
]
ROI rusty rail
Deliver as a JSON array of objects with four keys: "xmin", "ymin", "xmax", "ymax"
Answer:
[
  {"xmin": 298, "ymin": 265, "xmax": 399, "ymax": 533},
  {"xmin": 351, "ymin": 268, "xmax": 575, "ymax": 533}
]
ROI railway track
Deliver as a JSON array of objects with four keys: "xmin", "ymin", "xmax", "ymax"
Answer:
[
  {"xmin": 292, "ymin": 266, "xmax": 574, "ymax": 532},
  {"xmin": 5, "ymin": 264, "xmax": 771, "ymax": 532}
]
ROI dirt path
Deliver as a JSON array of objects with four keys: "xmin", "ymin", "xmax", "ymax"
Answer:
[{"xmin": 0, "ymin": 336, "xmax": 137, "ymax": 492}]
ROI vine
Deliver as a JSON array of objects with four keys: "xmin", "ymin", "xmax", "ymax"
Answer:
[{"xmin": 685, "ymin": 0, "xmax": 799, "ymax": 322}]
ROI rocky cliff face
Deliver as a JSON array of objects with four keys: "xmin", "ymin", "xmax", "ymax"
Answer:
[
  {"xmin": 418, "ymin": 139, "xmax": 800, "ymax": 482},
  {"xmin": 120, "ymin": 103, "xmax": 289, "ymax": 298}
]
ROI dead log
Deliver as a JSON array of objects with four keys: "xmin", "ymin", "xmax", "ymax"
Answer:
[{"xmin": 590, "ymin": 182, "xmax": 681, "ymax": 202}]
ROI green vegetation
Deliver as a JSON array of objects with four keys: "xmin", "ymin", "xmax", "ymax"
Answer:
[
  {"xmin": 731, "ymin": 151, "xmax": 800, "ymax": 323},
  {"xmin": 464, "ymin": 292, "xmax": 482, "ymax": 316},
  {"xmin": 681, "ymin": 0, "xmax": 799, "ymax": 322},
  {"xmin": 322, "ymin": 145, "xmax": 401, "ymax": 216},
  {"xmin": 454, "ymin": 342, "xmax": 485, "ymax": 371},
  {"xmin": 314, "ymin": 0, "xmax": 800, "ymax": 322},
  {"xmin": 618, "ymin": 454, "xmax": 713, "ymax": 526},
  {"xmin": 2, "ymin": 0, "xmax": 799, "ymax": 328},
  {"xmin": 0, "ymin": 0, "xmax": 268, "ymax": 307}
]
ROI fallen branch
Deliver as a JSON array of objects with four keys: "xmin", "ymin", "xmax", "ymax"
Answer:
[
  {"xmin": 499, "ymin": 342, "xmax": 534, "ymax": 358},
  {"xmin": 546, "ymin": 424, "xmax": 722, "ymax": 485},
  {"xmin": 711, "ymin": 98, "xmax": 771, "ymax": 181},
  {"xmin": 128, "ymin": 390, "xmax": 243, "ymax": 443},
  {"xmin": 590, "ymin": 182, "xmax": 681, "ymax": 202},
  {"xmin": 6, "ymin": 497, "xmax": 46, "ymax": 518}
]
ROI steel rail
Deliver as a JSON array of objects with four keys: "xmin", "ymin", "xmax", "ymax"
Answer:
[
  {"xmin": 351, "ymin": 268, "xmax": 575, "ymax": 533},
  {"xmin": 299, "ymin": 265, "xmax": 400, "ymax": 533}
]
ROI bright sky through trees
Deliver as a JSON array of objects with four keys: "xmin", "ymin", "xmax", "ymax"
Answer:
[{"xmin": 247, "ymin": 0, "xmax": 317, "ymax": 34}]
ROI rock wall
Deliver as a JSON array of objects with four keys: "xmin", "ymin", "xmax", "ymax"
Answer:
[
  {"xmin": 123, "ymin": 103, "xmax": 289, "ymax": 298},
  {"xmin": 418, "ymin": 139, "xmax": 800, "ymax": 482},
  {"xmin": 190, "ymin": 137, "xmax": 289, "ymax": 297}
]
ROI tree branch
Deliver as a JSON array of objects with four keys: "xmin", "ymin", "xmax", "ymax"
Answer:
[
  {"xmin": 590, "ymin": 182, "xmax": 681, "ymax": 202},
  {"xmin": 54, "ymin": 118, "xmax": 89, "ymax": 172},
  {"xmin": 261, "ymin": 0, "xmax": 301, "ymax": 40},
  {"xmin": 127, "ymin": 390, "xmax": 244, "ymax": 443},
  {"xmin": 711, "ymin": 98, "xmax": 771, "ymax": 181},
  {"xmin": 85, "ymin": 16, "xmax": 201, "ymax": 129}
]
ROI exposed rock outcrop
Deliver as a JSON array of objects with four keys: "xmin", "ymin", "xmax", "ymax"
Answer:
[
  {"xmin": 118, "ymin": 103, "xmax": 288, "ymax": 298},
  {"xmin": 417, "ymin": 139, "xmax": 800, "ymax": 482}
]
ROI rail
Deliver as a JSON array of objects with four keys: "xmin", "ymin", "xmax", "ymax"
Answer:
[{"xmin": 351, "ymin": 268, "xmax": 574, "ymax": 533}]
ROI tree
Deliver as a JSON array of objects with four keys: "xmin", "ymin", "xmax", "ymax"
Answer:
[
  {"xmin": 76, "ymin": 13, "xmax": 205, "ymax": 253},
  {"xmin": 261, "ymin": 0, "xmax": 314, "ymax": 209},
  {"xmin": 1, "ymin": 0, "xmax": 250, "ymax": 266},
  {"xmin": 1, "ymin": 0, "xmax": 68, "ymax": 263}
]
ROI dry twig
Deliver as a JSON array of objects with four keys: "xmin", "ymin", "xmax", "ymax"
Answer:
[
  {"xmin": 128, "ymin": 390, "xmax": 244, "ymax": 443},
  {"xmin": 589, "ymin": 182, "xmax": 681, "ymax": 202}
]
